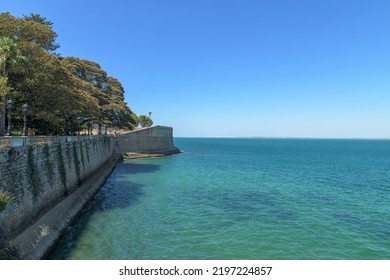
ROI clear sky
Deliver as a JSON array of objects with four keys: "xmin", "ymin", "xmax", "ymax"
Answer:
[{"xmin": 1, "ymin": 0, "xmax": 390, "ymax": 138}]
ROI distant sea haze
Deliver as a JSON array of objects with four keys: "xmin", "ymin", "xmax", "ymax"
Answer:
[{"xmin": 49, "ymin": 138, "xmax": 390, "ymax": 259}]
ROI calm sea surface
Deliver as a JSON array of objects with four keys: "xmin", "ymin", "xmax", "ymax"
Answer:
[{"xmin": 48, "ymin": 138, "xmax": 390, "ymax": 259}]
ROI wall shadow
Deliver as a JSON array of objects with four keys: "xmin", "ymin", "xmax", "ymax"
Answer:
[
  {"xmin": 47, "ymin": 161, "xmax": 160, "ymax": 259},
  {"xmin": 116, "ymin": 161, "xmax": 161, "ymax": 175}
]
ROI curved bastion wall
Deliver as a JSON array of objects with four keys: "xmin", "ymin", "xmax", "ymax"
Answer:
[{"xmin": 115, "ymin": 125, "xmax": 180, "ymax": 154}]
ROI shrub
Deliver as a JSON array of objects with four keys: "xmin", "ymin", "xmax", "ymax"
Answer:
[{"xmin": 0, "ymin": 191, "xmax": 12, "ymax": 212}]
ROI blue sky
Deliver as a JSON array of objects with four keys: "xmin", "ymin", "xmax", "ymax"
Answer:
[{"xmin": 1, "ymin": 0, "xmax": 390, "ymax": 138}]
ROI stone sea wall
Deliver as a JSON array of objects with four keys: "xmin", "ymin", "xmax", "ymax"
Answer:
[
  {"xmin": 115, "ymin": 125, "xmax": 179, "ymax": 154},
  {"xmin": 0, "ymin": 126, "xmax": 178, "ymax": 259},
  {"xmin": 0, "ymin": 136, "xmax": 114, "ymax": 238}
]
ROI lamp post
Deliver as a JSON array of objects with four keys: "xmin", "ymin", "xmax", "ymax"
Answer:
[
  {"xmin": 22, "ymin": 103, "xmax": 29, "ymax": 136},
  {"xmin": 5, "ymin": 99, "xmax": 14, "ymax": 136}
]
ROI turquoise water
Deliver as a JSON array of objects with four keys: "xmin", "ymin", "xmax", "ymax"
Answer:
[{"xmin": 48, "ymin": 138, "xmax": 390, "ymax": 259}]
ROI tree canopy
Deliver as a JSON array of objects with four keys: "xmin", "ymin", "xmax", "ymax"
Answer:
[
  {"xmin": 0, "ymin": 12, "xmax": 137, "ymax": 135},
  {"xmin": 138, "ymin": 115, "xmax": 153, "ymax": 128}
]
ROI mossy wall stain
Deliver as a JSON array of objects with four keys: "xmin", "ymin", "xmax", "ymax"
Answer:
[
  {"xmin": 72, "ymin": 142, "xmax": 81, "ymax": 184},
  {"xmin": 0, "ymin": 136, "xmax": 115, "ymax": 240},
  {"xmin": 79, "ymin": 141, "xmax": 86, "ymax": 172},
  {"xmin": 4, "ymin": 148, "xmax": 24, "ymax": 201},
  {"xmin": 65, "ymin": 143, "xmax": 71, "ymax": 169},
  {"xmin": 85, "ymin": 143, "xmax": 90, "ymax": 165},
  {"xmin": 42, "ymin": 144, "xmax": 54, "ymax": 185},
  {"xmin": 26, "ymin": 146, "xmax": 42, "ymax": 199},
  {"xmin": 56, "ymin": 144, "xmax": 67, "ymax": 194}
]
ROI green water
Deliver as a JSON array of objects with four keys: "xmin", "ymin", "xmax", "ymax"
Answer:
[{"xmin": 48, "ymin": 138, "xmax": 390, "ymax": 259}]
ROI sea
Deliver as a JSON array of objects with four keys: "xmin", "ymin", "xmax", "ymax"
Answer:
[{"xmin": 48, "ymin": 138, "xmax": 390, "ymax": 260}]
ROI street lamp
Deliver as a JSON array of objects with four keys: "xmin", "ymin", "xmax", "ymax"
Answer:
[
  {"xmin": 22, "ymin": 103, "xmax": 29, "ymax": 136},
  {"xmin": 5, "ymin": 99, "xmax": 14, "ymax": 136}
]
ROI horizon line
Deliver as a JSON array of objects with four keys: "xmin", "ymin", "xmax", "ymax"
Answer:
[{"xmin": 174, "ymin": 136, "xmax": 390, "ymax": 140}]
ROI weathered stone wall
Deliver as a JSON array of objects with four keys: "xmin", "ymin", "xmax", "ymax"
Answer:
[
  {"xmin": 0, "ymin": 136, "xmax": 114, "ymax": 237},
  {"xmin": 0, "ymin": 126, "xmax": 178, "ymax": 258},
  {"xmin": 115, "ymin": 125, "xmax": 179, "ymax": 154}
]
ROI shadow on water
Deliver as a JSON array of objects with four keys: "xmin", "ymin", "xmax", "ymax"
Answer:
[
  {"xmin": 89, "ymin": 162, "xmax": 161, "ymax": 211},
  {"xmin": 47, "ymin": 161, "xmax": 161, "ymax": 259},
  {"xmin": 221, "ymin": 190, "xmax": 297, "ymax": 222},
  {"xmin": 186, "ymin": 187, "xmax": 297, "ymax": 223},
  {"xmin": 330, "ymin": 211, "xmax": 390, "ymax": 241},
  {"xmin": 118, "ymin": 161, "xmax": 162, "ymax": 175}
]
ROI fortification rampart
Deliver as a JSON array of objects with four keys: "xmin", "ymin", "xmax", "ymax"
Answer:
[
  {"xmin": 115, "ymin": 125, "xmax": 179, "ymax": 154},
  {"xmin": 0, "ymin": 126, "xmax": 178, "ymax": 259},
  {"xmin": 0, "ymin": 136, "xmax": 114, "ymax": 238}
]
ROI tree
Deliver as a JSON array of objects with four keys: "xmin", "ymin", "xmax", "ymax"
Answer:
[
  {"xmin": 0, "ymin": 12, "xmax": 59, "ymax": 52},
  {"xmin": 0, "ymin": 13, "xmax": 137, "ymax": 135},
  {"xmin": 0, "ymin": 37, "xmax": 26, "ymax": 135},
  {"xmin": 0, "ymin": 77, "xmax": 10, "ymax": 135},
  {"xmin": 0, "ymin": 12, "xmax": 63, "ymax": 134},
  {"xmin": 138, "ymin": 115, "xmax": 153, "ymax": 128},
  {"xmin": 0, "ymin": 37, "xmax": 27, "ymax": 77},
  {"xmin": 102, "ymin": 76, "xmax": 137, "ymax": 129},
  {"xmin": 23, "ymin": 13, "xmax": 60, "ymax": 54},
  {"xmin": 62, "ymin": 57, "xmax": 137, "ymax": 133},
  {"xmin": 0, "ymin": 13, "xmax": 99, "ymax": 135},
  {"xmin": 23, "ymin": 13, "xmax": 54, "ymax": 28}
]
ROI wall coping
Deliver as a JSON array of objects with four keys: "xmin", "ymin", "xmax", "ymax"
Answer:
[{"xmin": 0, "ymin": 135, "xmax": 113, "ymax": 150}]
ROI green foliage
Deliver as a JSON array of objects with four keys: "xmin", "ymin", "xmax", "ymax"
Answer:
[
  {"xmin": 10, "ymin": 130, "xmax": 22, "ymax": 136},
  {"xmin": 0, "ymin": 12, "xmax": 59, "ymax": 52},
  {"xmin": 0, "ymin": 76, "xmax": 10, "ymax": 96},
  {"xmin": 0, "ymin": 12, "xmax": 137, "ymax": 135},
  {"xmin": 23, "ymin": 14, "xmax": 55, "ymax": 31},
  {"xmin": 0, "ymin": 35, "xmax": 26, "ymax": 135},
  {"xmin": 0, "ymin": 36, "xmax": 27, "ymax": 77},
  {"xmin": 61, "ymin": 57, "xmax": 137, "ymax": 131},
  {"xmin": 0, "ymin": 191, "xmax": 12, "ymax": 212},
  {"xmin": 32, "ymin": 224, "xmax": 51, "ymax": 248},
  {"xmin": 138, "ymin": 115, "xmax": 153, "ymax": 128}
]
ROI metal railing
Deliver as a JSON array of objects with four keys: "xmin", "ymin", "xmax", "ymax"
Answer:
[{"xmin": 0, "ymin": 134, "xmax": 113, "ymax": 150}]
